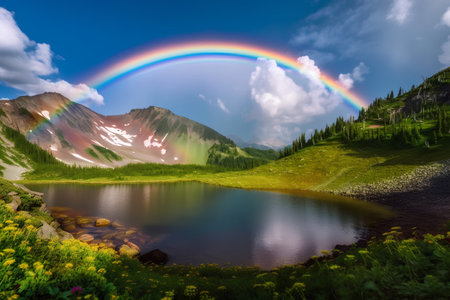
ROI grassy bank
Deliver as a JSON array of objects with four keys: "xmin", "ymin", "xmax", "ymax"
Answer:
[
  {"xmin": 1, "ymin": 178, "xmax": 449, "ymax": 299},
  {"xmin": 18, "ymin": 136, "xmax": 450, "ymax": 195}
]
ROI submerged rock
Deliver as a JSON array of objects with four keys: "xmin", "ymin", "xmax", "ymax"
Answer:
[
  {"xmin": 76, "ymin": 217, "xmax": 93, "ymax": 226},
  {"xmin": 62, "ymin": 224, "xmax": 76, "ymax": 231},
  {"xmin": 78, "ymin": 234, "xmax": 95, "ymax": 243},
  {"xmin": 139, "ymin": 249, "xmax": 168, "ymax": 266},
  {"xmin": 95, "ymin": 218, "xmax": 111, "ymax": 227},
  {"xmin": 112, "ymin": 221, "xmax": 125, "ymax": 228}
]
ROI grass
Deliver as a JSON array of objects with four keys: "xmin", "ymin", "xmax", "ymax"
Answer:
[
  {"xmin": 205, "ymin": 135, "xmax": 450, "ymax": 192},
  {"xmin": 22, "ymin": 163, "xmax": 232, "ymax": 183},
  {"xmin": 20, "ymin": 136, "xmax": 450, "ymax": 194}
]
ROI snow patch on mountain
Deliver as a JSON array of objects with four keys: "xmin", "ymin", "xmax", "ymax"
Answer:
[{"xmin": 71, "ymin": 153, "xmax": 94, "ymax": 163}]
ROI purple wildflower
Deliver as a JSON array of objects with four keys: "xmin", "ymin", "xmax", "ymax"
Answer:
[{"xmin": 71, "ymin": 286, "xmax": 82, "ymax": 294}]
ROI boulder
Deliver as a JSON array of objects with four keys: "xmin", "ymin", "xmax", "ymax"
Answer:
[
  {"xmin": 119, "ymin": 244, "xmax": 140, "ymax": 257},
  {"xmin": 37, "ymin": 221, "xmax": 59, "ymax": 240},
  {"xmin": 125, "ymin": 240, "xmax": 140, "ymax": 253},
  {"xmin": 50, "ymin": 221, "xmax": 60, "ymax": 229},
  {"xmin": 78, "ymin": 234, "xmax": 95, "ymax": 243},
  {"xmin": 6, "ymin": 196, "xmax": 21, "ymax": 212},
  {"xmin": 95, "ymin": 218, "xmax": 111, "ymax": 227},
  {"xmin": 57, "ymin": 229, "xmax": 74, "ymax": 241},
  {"xmin": 7, "ymin": 191, "xmax": 18, "ymax": 196},
  {"xmin": 39, "ymin": 203, "xmax": 49, "ymax": 213},
  {"xmin": 138, "ymin": 249, "xmax": 168, "ymax": 266}
]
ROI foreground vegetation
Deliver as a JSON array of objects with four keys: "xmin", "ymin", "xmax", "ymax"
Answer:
[{"xmin": 1, "ymin": 178, "xmax": 449, "ymax": 299}]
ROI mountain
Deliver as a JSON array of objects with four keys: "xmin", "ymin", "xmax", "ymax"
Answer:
[
  {"xmin": 227, "ymin": 135, "xmax": 272, "ymax": 150},
  {"xmin": 0, "ymin": 93, "xmax": 235, "ymax": 167}
]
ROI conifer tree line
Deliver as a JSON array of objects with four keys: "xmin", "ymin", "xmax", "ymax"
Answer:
[
  {"xmin": 2, "ymin": 126, "xmax": 60, "ymax": 165},
  {"xmin": 279, "ymin": 76, "xmax": 450, "ymax": 159},
  {"xmin": 207, "ymin": 142, "xmax": 276, "ymax": 169}
]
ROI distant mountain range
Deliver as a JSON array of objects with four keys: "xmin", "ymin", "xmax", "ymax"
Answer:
[
  {"xmin": 0, "ymin": 93, "xmax": 237, "ymax": 167},
  {"xmin": 227, "ymin": 135, "xmax": 272, "ymax": 150}
]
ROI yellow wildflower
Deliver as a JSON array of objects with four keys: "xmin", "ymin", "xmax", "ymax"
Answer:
[
  {"xmin": 5, "ymin": 220, "xmax": 14, "ymax": 224},
  {"xmin": 65, "ymin": 263, "xmax": 73, "ymax": 269},
  {"xmin": 184, "ymin": 285, "xmax": 198, "ymax": 297},
  {"xmin": 3, "ymin": 259, "xmax": 15, "ymax": 266},
  {"xmin": 3, "ymin": 248, "xmax": 15, "ymax": 254},
  {"xmin": 34, "ymin": 262, "xmax": 44, "ymax": 271},
  {"xmin": 329, "ymin": 264, "xmax": 341, "ymax": 270},
  {"xmin": 19, "ymin": 263, "xmax": 28, "ymax": 270},
  {"xmin": 97, "ymin": 268, "xmax": 106, "ymax": 274},
  {"xmin": 88, "ymin": 266, "xmax": 96, "ymax": 272},
  {"xmin": 45, "ymin": 271, "xmax": 52, "ymax": 276},
  {"xmin": 85, "ymin": 256, "xmax": 95, "ymax": 263},
  {"xmin": 320, "ymin": 250, "xmax": 330, "ymax": 255}
]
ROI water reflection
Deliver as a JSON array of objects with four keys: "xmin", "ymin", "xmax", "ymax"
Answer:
[{"xmin": 27, "ymin": 182, "xmax": 388, "ymax": 269}]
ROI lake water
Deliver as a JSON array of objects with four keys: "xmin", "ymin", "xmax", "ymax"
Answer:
[{"xmin": 26, "ymin": 182, "xmax": 388, "ymax": 269}]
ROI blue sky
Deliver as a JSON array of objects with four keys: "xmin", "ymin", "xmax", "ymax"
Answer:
[{"xmin": 0, "ymin": 0, "xmax": 449, "ymax": 147}]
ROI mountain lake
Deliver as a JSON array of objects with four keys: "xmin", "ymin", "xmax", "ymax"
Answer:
[{"xmin": 26, "ymin": 182, "xmax": 391, "ymax": 269}]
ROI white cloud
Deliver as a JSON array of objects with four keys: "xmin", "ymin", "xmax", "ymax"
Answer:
[
  {"xmin": 439, "ymin": 36, "xmax": 450, "ymax": 65},
  {"xmin": 338, "ymin": 73, "xmax": 354, "ymax": 89},
  {"xmin": 352, "ymin": 62, "xmax": 369, "ymax": 81},
  {"xmin": 442, "ymin": 7, "xmax": 450, "ymax": 27},
  {"xmin": 249, "ymin": 57, "xmax": 340, "ymax": 146},
  {"xmin": 0, "ymin": 97, "xmax": 9, "ymax": 100},
  {"xmin": 439, "ymin": 7, "xmax": 450, "ymax": 65},
  {"xmin": 0, "ymin": 7, "xmax": 103, "ymax": 104},
  {"xmin": 297, "ymin": 56, "xmax": 321, "ymax": 80},
  {"xmin": 338, "ymin": 62, "xmax": 369, "ymax": 90},
  {"xmin": 198, "ymin": 93, "xmax": 212, "ymax": 104},
  {"xmin": 216, "ymin": 98, "xmax": 230, "ymax": 113},
  {"xmin": 387, "ymin": 0, "xmax": 412, "ymax": 24}
]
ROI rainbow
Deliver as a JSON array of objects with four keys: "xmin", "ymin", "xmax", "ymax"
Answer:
[
  {"xmin": 84, "ymin": 41, "xmax": 368, "ymax": 110},
  {"xmin": 29, "ymin": 41, "xmax": 368, "ymax": 137}
]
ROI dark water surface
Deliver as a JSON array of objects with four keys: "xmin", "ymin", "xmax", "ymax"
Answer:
[{"xmin": 26, "ymin": 182, "xmax": 389, "ymax": 269}]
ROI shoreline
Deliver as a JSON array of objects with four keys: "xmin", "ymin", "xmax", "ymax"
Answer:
[{"xmin": 16, "ymin": 159, "xmax": 450, "ymax": 266}]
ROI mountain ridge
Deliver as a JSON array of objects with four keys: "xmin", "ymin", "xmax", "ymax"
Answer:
[{"xmin": 0, "ymin": 93, "xmax": 236, "ymax": 167}]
